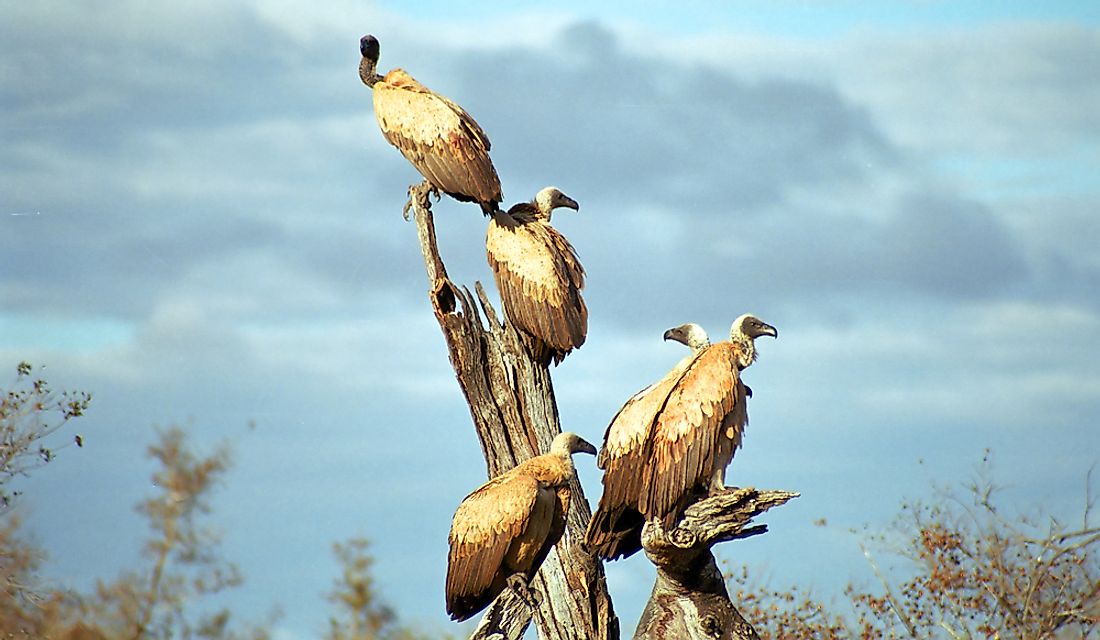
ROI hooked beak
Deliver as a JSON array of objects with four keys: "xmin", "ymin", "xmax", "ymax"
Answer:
[
  {"xmin": 575, "ymin": 437, "xmax": 597, "ymax": 456},
  {"xmin": 558, "ymin": 194, "xmax": 579, "ymax": 211},
  {"xmin": 757, "ymin": 322, "xmax": 778, "ymax": 339}
]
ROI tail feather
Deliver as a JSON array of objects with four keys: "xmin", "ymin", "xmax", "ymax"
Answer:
[{"xmin": 585, "ymin": 506, "xmax": 645, "ymax": 561}]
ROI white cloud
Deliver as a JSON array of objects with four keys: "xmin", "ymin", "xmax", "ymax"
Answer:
[{"xmin": 664, "ymin": 22, "xmax": 1100, "ymax": 157}]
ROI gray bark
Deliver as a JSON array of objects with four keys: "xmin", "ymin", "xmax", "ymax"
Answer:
[
  {"xmin": 405, "ymin": 183, "xmax": 620, "ymax": 640},
  {"xmin": 468, "ymin": 587, "xmax": 534, "ymax": 640}
]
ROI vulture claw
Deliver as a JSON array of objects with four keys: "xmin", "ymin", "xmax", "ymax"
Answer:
[{"xmin": 506, "ymin": 574, "xmax": 541, "ymax": 610}]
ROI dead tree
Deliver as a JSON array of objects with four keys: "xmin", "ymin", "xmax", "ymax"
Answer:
[
  {"xmin": 404, "ymin": 182, "xmax": 796, "ymax": 639},
  {"xmin": 634, "ymin": 487, "xmax": 798, "ymax": 640}
]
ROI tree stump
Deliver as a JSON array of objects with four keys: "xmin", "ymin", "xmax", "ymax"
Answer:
[{"xmin": 634, "ymin": 488, "xmax": 799, "ymax": 640}]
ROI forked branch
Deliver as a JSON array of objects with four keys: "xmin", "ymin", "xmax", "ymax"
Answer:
[{"xmin": 635, "ymin": 488, "xmax": 799, "ymax": 640}]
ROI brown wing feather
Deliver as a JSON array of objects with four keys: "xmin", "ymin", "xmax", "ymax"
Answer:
[
  {"xmin": 372, "ymin": 69, "xmax": 501, "ymax": 206},
  {"xmin": 586, "ymin": 353, "xmax": 701, "ymax": 559},
  {"xmin": 522, "ymin": 485, "xmax": 570, "ymax": 585},
  {"xmin": 486, "ymin": 210, "xmax": 587, "ymax": 364},
  {"xmin": 640, "ymin": 343, "xmax": 741, "ymax": 528},
  {"xmin": 502, "ymin": 485, "xmax": 557, "ymax": 577},
  {"xmin": 446, "ymin": 472, "xmax": 538, "ymax": 620}
]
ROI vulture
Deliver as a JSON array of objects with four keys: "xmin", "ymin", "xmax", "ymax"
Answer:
[
  {"xmin": 486, "ymin": 187, "xmax": 587, "ymax": 365},
  {"xmin": 585, "ymin": 314, "xmax": 777, "ymax": 560},
  {"xmin": 446, "ymin": 431, "xmax": 597, "ymax": 621},
  {"xmin": 359, "ymin": 34, "xmax": 502, "ymax": 214}
]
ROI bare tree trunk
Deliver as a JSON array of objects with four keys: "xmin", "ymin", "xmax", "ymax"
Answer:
[
  {"xmin": 634, "ymin": 488, "xmax": 799, "ymax": 640},
  {"xmin": 405, "ymin": 183, "xmax": 620, "ymax": 640}
]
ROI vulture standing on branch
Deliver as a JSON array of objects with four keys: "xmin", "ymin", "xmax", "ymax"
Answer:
[
  {"xmin": 486, "ymin": 187, "xmax": 587, "ymax": 365},
  {"xmin": 359, "ymin": 34, "xmax": 502, "ymax": 214},
  {"xmin": 586, "ymin": 314, "xmax": 776, "ymax": 560},
  {"xmin": 446, "ymin": 431, "xmax": 597, "ymax": 621}
]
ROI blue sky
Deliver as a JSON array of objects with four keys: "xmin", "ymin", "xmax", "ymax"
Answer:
[{"xmin": 2, "ymin": 1, "xmax": 1099, "ymax": 637}]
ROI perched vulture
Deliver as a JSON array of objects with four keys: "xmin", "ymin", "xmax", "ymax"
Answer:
[
  {"xmin": 486, "ymin": 187, "xmax": 587, "ymax": 365},
  {"xmin": 586, "ymin": 314, "xmax": 777, "ymax": 560},
  {"xmin": 446, "ymin": 431, "xmax": 597, "ymax": 621},
  {"xmin": 359, "ymin": 34, "xmax": 502, "ymax": 214}
]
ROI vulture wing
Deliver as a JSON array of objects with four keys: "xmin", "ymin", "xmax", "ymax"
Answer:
[
  {"xmin": 586, "ymin": 352, "xmax": 701, "ymax": 559},
  {"xmin": 486, "ymin": 209, "xmax": 587, "ymax": 362},
  {"xmin": 641, "ymin": 342, "xmax": 743, "ymax": 528},
  {"xmin": 446, "ymin": 472, "xmax": 554, "ymax": 620},
  {"xmin": 372, "ymin": 69, "xmax": 501, "ymax": 205}
]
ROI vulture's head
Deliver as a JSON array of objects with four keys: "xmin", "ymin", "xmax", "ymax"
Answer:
[
  {"xmin": 551, "ymin": 431, "xmax": 597, "ymax": 457},
  {"xmin": 534, "ymin": 187, "xmax": 579, "ymax": 221},
  {"xmin": 359, "ymin": 35, "xmax": 381, "ymax": 86},
  {"xmin": 731, "ymin": 313, "xmax": 778, "ymax": 341},
  {"xmin": 663, "ymin": 323, "xmax": 710, "ymax": 352},
  {"xmin": 360, "ymin": 34, "xmax": 380, "ymax": 62},
  {"xmin": 730, "ymin": 313, "xmax": 777, "ymax": 368}
]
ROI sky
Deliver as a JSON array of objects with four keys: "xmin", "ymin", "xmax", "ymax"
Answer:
[{"xmin": 2, "ymin": 0, "xmax": 1099, "ymax": 637}]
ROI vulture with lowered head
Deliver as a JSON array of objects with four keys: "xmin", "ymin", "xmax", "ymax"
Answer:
[
  {"xmin": 446, "ymin": 431, "xmax": 597, "ymax": 621},
  {"xmin": 359, "ymin": 34, "xmax": 502, "ymax": 214},
  {"xmin": 585, "ymin": 314, "xmax": 777, "ymax": 560},
  {"xmin": 486, "ymin": 187, "xmax": 587, "ymax": 366}
]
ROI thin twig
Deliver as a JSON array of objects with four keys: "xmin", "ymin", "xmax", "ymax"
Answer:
[{"xmin": 861, "ymin": 543, "xmax": 919, "ymax": 639}]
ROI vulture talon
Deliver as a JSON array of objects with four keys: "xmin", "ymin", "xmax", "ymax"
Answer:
[
  {"xmin": 506, "ymin": 574, "xmax": 540, "ymax": 610},
  {"xmin": 403, "ymin": 182, "xmax": 434, "ymax": 221}
]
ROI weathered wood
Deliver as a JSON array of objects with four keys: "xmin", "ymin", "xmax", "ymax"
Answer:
[
  {"xmin": 634, "ymin": 488, "xmax": 799, "ymax": 640},
  {"xmin": 406, "ymin": 182, "xmax": 620, "ymax": 640},
  {"xmin": 469, "ymin": 585, "xmax": 534, "ymax": 640}
]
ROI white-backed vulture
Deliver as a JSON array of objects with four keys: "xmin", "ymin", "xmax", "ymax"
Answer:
[
  {"xmin": 486, "ymin": 187, "xmax": 586, "ymax": 366},
  {"xmin": 359, "ymin": 34, "xmax": 502, "ymax": 214},
  {"xmin": 585, "ymin": 314, "xmax": 776, "ymax": 560},
  {"xmin": 446, "ymin": 431, "xmax": 597, "ymax": 621}
]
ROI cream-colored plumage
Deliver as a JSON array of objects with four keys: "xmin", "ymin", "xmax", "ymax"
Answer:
[
  {"xmin": 585, "ymin": 315, "xmax": 776, "ymax": 560},
  {"xmin": 600, "ymin": 323, "xmax": 709, "ymax": 457},
  {"xmin": 640, "ymin": 342, "xmax": 743, "ymax": 526},
  {"xmin": 446, "ymin": 432, "xmax": 596, "ymax": 621},
  {"xmin": 487, "ymin": 187, "xmax": 586, "ymax": 365},
  {"xmin": 360, "ymin": 35, "xmax": 501, "ymax": 213},
  {"xmin": 585, "ymin": 348, "xmax": 697, "ymax": 560}
]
